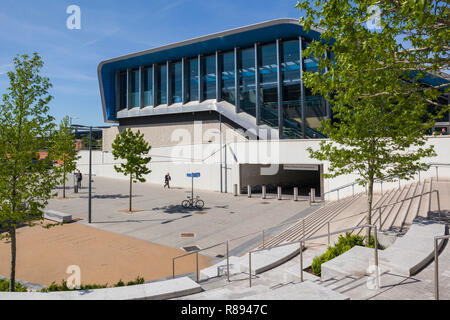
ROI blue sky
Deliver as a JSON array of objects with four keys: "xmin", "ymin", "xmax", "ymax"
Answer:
[{"xmin": 0, "ymin": 0, "xmax": 304, "ymax": 126}]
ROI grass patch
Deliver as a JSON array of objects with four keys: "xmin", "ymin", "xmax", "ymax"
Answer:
[{"xmin": 0, "ymin": 278, "xmax": 28, "ymax": 292}]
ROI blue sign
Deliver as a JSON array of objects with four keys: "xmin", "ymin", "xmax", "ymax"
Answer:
[{"xmin": 186, "ymin": 172, "xmax": 200, "ymax": 178}]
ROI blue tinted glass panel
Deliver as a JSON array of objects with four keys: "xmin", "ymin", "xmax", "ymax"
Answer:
[
  {"xmin": 129, "ymin": 69, "xmax": 140, "ymax": 108},
  {"xmin": 239, "ymin": 47, "xmax": 256, "ymax": 117},
  {"xmin": 259, "ymin": 43, "xmax": 278, "ymax": 128},
  {"xmin": 143, "ymin": 67, "xmax": 153, "ymax": 106},
  {"xmin": 117, "ymin": 71, "xmax": 127, "ymax": 111},
  {"xmin": 281, "ymin": 40, "xmax": 303, "ymax": 138},
  {"xmin": 157, "ymin": 64, "xmax": 167, "ymax": 105},
  {"xmin": 202, "ymin": 55, "xmax": 216, "ymax": 100},
  {"xmin": 221, "ymin": 51, "xmax": 235, "ymax": 105},
  {"xmin": 187, "ymin": 58, "xmax": 198, "ymax": 101},
  {"xmin": 171, "ymin": 61, "xmax": 182, "ymax": 103}
]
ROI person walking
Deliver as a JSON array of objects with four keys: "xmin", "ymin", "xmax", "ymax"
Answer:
[
  {"xmin": 77, "ymin": 169, "xmax": 83, "ymax": 190},
  {"xmin": 164, "ymin": 172, "xmax": 171, "ymax": 189}
]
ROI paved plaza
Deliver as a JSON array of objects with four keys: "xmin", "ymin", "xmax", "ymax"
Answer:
[{"xmin": 45, "ymin": 176, "xmax": 313, "ymax": 258}]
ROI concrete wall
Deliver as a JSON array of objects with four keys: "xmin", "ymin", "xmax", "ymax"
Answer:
[{"xmin": 77, "ymin": 136, "xmax": 450, "ymax": 199}]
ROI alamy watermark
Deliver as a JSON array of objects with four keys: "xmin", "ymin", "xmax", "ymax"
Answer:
[
  {"xmin": 66, "ymin": 5, "xmax": 81, "ymax": 30},
  {"xmin": 66, "ymin": 265, "xmax": 81, "ymax": 289}
]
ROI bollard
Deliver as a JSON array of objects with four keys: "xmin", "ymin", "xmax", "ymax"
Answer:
[
  {"xmin": 233, "ymin": 184, "xmax": 238, "ymax": 196},
  {"xmin": 310, "ymin": 188, "xmax": 315, "ymax": 203},
  {"xmin": 277, "ymin": 186, "xmax": 282, "ymax": 200},
  {"xmin": 247, "ymin": 185, "xmax": 251, "ymax": 198},
  {"xmin": 293, "ymin": 187, "xmax": 298, "ymax": 201},
  {"xmin": 262, "ymin": 185, "xmax": 266, "ymax": 199},
  {"xmin": 308, "ymin": 192, "xmax": 311, "ymax": 206}
]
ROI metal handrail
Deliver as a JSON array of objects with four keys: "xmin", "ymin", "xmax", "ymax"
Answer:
[
  {"xmin": 434, "ymin": 234, "xmax": 450, "ymax": 300},
  {"xmin": 328, "ymin": 190, "xmax": 442, "ymax": 234},
  {"xmin": 323, "ymin": 163, "xmax": 450, "ymax": 201},
  {"xmin": 248, "ymin": 224, "xmax": 380, "ymax": 288}
]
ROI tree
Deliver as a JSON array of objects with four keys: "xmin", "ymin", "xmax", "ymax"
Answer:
[
  {"xmin": 51, "ymin": 116, "xmax": 79, "ymax": 198},
  {"xmin": 296, "ymin": 0, "xmax": 449, "ymax": 241},
  {"xmin": 112, "ymin": 128, "xmax": 151, "ymax": 212},
  {"xmin": 0, "ymin": 53, "xmax": 61, "ymax": 291}
]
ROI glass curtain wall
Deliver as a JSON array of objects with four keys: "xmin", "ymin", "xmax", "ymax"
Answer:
[
  {"xmin": 186, "ymin": 57, "xmax": 199, "ymax": 102},
  {"xmin": 157, "ymin": 63, "xmax": 167, "ymax": 105},
  {"xmin": 129, "ymin": 69, "xmax": 140, "ymax": 108},
  {"xmin": 220, "ymin": 51, "xmax": 235, "ymax": 105},
  {"xmin": 202, "ymin": 55, "xmax": 216, "ymax": 100},
  {"xmin": 117, "ymin": 71, "xmax": 127, "ymax": 111},
  {"xmin": 259, "ymin": 43, "xmax": 278, "ymax": 128},
  {"xmin": 239, "ymin": 47, "xmax": 256, "ymax": 117},
  {"xmin": 304, "ymin": 42, "xmax": 327, "ymax": 131},
  {"xmin": 281, "ymin": 39, "xmax": 302, "ymax": 138},
  {"xmin": 170, "ymin": 61, "xmax": 182, "ymax": 103},
  {"xmin": 143, "ymin": 67, "xmax": 153, "ymax": 106}
]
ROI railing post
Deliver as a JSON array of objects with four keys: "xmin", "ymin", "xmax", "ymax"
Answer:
[
  {"xmin": 436, "ymin": 190, "xmax": 441, "ymax": 218},
  {"xmin": 327, "ymin": 221, "xmax": 331, "ymax": 245},
  {"xmin": 374, "ymin": 226, "xmax": 380, "ymax": 290},
  {"xmin": 249, "ymin": 252, "xmax": 252, "ymax": 287},
  {"xmin": 172, "ymin": 258, "xmax": 175, "ymax": 279},
  {"xmin": 227, "ymin": 240, "xmax": 230, "ymax": 282},
  {"xmin": 196, "ymin": 252, "xmax": 199, "ymax": 283},
  {"xmin": 436, "ymin": 166, "xmax": 439, "ymax": 181},
  {"xmin": 299, "ymin": 241, "xmax": 304, "ymax": 282},
  {"xmin": 434, "ymin": 237, "xmax": 439, "ymax": 300}
]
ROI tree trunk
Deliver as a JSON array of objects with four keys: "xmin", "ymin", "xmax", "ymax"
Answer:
[
  {"xmin": 366, "ymin": 177, "xmax": 374, "ymax": 245},
  {"xmin": 9, "ymin": 227, "xmax": 16, "ymax": 292},
  {"xmin": 129, "ymin": 174, "xmax": 132, "ymax": 212},
  {"xmin": 63, "ymin": 170, "xmax": 66, "ymax": 198}
]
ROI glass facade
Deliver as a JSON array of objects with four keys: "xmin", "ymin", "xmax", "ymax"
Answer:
[
  {"xmin": 304, "ymin": 42, "xmax": 327, "ymax": 132},
  {"xmin": 259, "ymin": 43, "xmax": 278, "ymax": 128},
  {"xmin": 220, "ymin": 51, "xmax": 235, "ymax": 105},
  {"xmin": 143, "ymin": 67, "xmax": 153, "ymax": 106},
  {"xmin": 239, "ymin": 47, "xmax": 256, "ymax": 117},
  {"xmin": 117, "ymin": 71, "xmax": 127, "ymax": 110},
  {"xmin": 157, "ymin": 63, "xmax": 167, "ymax": 105},
  {"xmin": 281, "ymin": 39, "xmax": 302, "ymax": 138},
  {"xmin": 129, "ymin": 69, "xmax": 140, "ymax": 108},
  {"xmin": 170, "ymin": 61, "xmax": 182, "ymax": 103},
  {"xmin": 187, "ymin": 58, "xmax": 199, "ymax": 102},
  {"xmin": 113, "ymin": 38, "xmax": 334, "ymax": 138},
  {"xmin": 202, "ymin": 55, "xmax": 216, "ymax": 100}
]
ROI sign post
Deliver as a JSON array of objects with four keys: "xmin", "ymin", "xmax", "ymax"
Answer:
[{"xmin": 186, "ymin": 172, "xmax": 200, "ymax": 203}]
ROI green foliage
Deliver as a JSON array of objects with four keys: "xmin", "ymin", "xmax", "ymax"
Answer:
[
  {"xmin": 0, "ymin": 53, "xmax": 62, "ymax": 291},
  {"xmin": 40, "ymin": 276, "xmax": 145, "ymax": 292},
  {"xmin": 49, "ymin": 116, "xmax": 79, "ymax": 197},
  {"xmin": 112, "ymin": 128, "xmax": 152, "ymax": 182},
  {"xmin": 112, "ymin": 128, "xmax": 151, "ymax": 210},
  {"xmin": 310, "ymin": 233, "xmax": 383, "ymax": 276},
  {"xmin": 296, "ymin": 0, "xmax": 448, "ymax": 240},
  {"xmin": 0, "ymin": 278, "xmax": 28, "ymax": 292}
]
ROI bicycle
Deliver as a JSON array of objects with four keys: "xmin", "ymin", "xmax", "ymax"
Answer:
[{"xmin": 182, "ymin": 195, "xmax": 204, "ymax": 209}]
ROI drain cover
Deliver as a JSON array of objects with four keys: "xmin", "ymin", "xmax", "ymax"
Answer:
[
  {"xmin": 216, "ymin": 254, "xmax": 224, "ymax": 258},
  {"xmin": 180, "ymin": 232, "xmax": 195, "ymax": 238},
  {"xmin": 183, "ymin": 246, "xmax": 200, "ymax": 252}
]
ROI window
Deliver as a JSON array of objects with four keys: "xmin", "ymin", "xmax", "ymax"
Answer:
[
  {"xmin": 202, "ymin": 54, "xmax": 216, "ymax": 100},
  {"xmin": 220, "ymin": 51, "xmax": 235, "ymax": 105},
  {"xmin": 186, "ymin": 57, "xmax": 199, "ymax": 102},
  {"xmin": 259, "ymin": 43, "xmax": 278, "ymax": 128},
  {"xmin": 170, "ymin": 61, "xmax": 182, "ymax": 104},
  {"xmin": 239, "ymin": 47, "xmax": 256, "ymax": 117},
  {"xmin": 143, "ymin": 67, "xmax": 153, "ymax": 106},
  {"xmin": 117, "ymin": 71, "xmax": 127, "ymax": 111},
  {"xmin": 157, "ymin": 63, "xmax": 167, "ymax": 105},
  {"xmin": 281, "ymin": 40, "xmax": 302, "ymax": 138}
]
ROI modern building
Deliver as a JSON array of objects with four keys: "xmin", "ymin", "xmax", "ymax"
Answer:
[{"xmin": 95, "ymin": 18, "xmax": 449, "ymax": 196}]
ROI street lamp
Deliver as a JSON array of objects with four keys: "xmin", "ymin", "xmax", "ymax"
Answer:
[{"xmin": 70, "ymin": 123, "xmax": 110, "ymax": 223}]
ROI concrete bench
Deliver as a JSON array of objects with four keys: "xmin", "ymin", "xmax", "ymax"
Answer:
[{"xmin": 44, "ymin": 210, "xmax": 72, "ymax": 223}]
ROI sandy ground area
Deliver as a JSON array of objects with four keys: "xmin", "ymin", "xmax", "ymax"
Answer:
[{"xmin": 0, "ymin": 220, "xmax": 211, "ymax": 287}]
